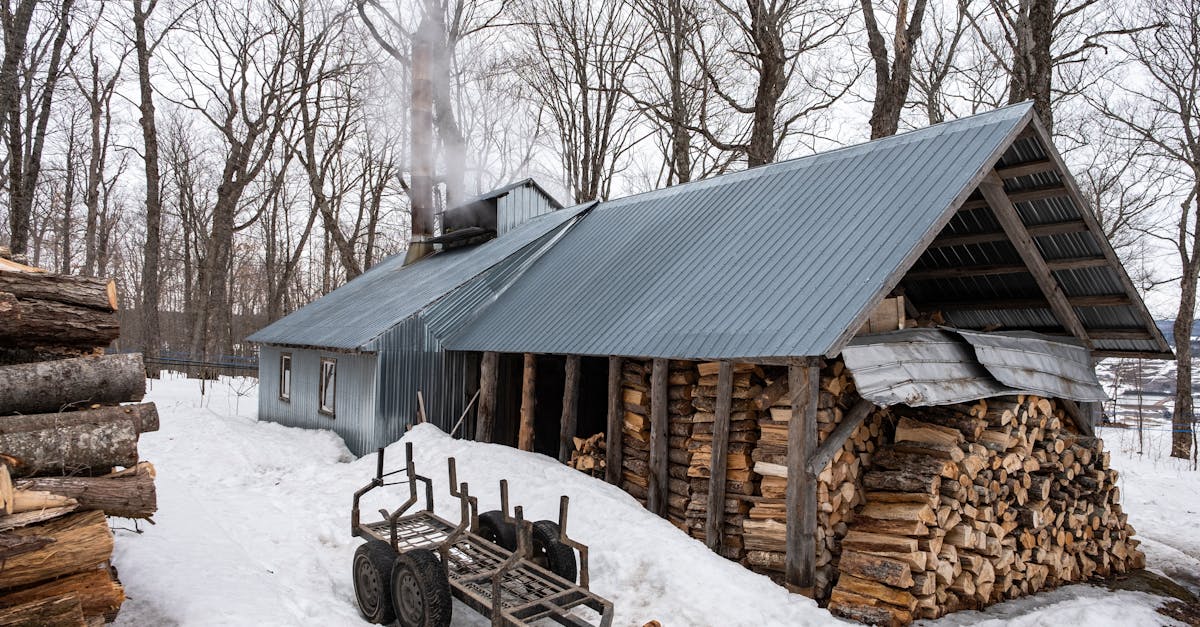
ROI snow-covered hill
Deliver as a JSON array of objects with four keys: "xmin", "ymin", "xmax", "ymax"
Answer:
[{"xmin": 110, "ymin": 373, "xmax": 1197, "ymax": 626}]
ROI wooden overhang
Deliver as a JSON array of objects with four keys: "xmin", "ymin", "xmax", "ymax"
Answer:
[{"xmin": 852, "ymin": 120, "xmax": 1172, "ymax": 362}]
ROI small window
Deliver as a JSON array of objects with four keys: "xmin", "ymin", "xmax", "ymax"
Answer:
[
  {"xmin": 319, "ymin": 358, "xmax": 336, "ymax": 416},
  {"xmin": 279, "ymin": 353, "xmax": 292, "ymax": 401}
]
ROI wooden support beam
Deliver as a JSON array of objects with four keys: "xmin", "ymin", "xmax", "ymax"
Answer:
[
  {"xmin": 1086, "ymin": 328, "xmax": 1155, "ymax": 340},
  {"xmin": 928, "ymin": 220, "xmax": 1088, "ymax": 249},
  {"xmin": 979, "ymin": 173, "xmax": 1091, "ymax": 345},
  {"xmin": 605, "ymin": 356, "xmax": 624, "ymax": 485},
  {"xmin": 906, "ymin": 256, "xmax": 1108, "ymax": 280},
  {"xmin": 995, "ymin": 158, "xmax": 1056, "ymax": 179},
  {"xmin": 518, "ymin": 353, "xmax": 537, "ymax": 451},
  {"xmin": 558, "ymin": 355, "xmax": 581, "ymax": 463},
  {"xmin": 924, "ymin": 294, "xmax": 1131, "ymax": 311},
  {"xmin": 786, "ymin": 358, "xmax": 819, "ymax": 593},
  {"xmin": 647, "ymin": 358, "xmax": 669, "ymax": 518},
  {"xmin": 807, "ymin": 399, "xmax": 874, "ymax": 475},
  {"xmin": 705, "ymin": 361, "xmax": 734, "ymax": 551},
  {"xmin": 1059, "ymin": 399, "xmax": 1095, "ymax": 437},
  {"xmin": 961, "ymin": 184, "xmax": 1067, "ymax": 210},
  {"xmin": 475, "ymin": 351, "xmax": 499, "ymax": 442}
]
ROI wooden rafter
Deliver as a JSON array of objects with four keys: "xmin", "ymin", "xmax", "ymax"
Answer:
[
  {"xmin": 928, "ymin": 220, "xmax": 1088, "ymax": 249},
  {"xmin": 978, "ymin": 173, "xmax": 1091, "ymax": 344},
  {"xmin": 906, "ymin": 256, "xmax": 1107, "ymax": 280},
  {"xmin": 962, "ymin": 184, "xmax": 1067, "ymax": 210},
  {"xmin": 995, "ymin": 158, "xmax": 1056, "ymax": 179},
  {"xmin": 925, "ymin": 294, "xmax": 1131, "ymax": 311}
]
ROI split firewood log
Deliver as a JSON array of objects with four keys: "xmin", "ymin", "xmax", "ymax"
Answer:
[{"xmin": 0, "ymin": 354, "xmax": 146, "ymax": 415}]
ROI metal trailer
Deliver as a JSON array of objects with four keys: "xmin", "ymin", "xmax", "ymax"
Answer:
[{"xmin": 350, "ymin": 443, "xmax": 614, "ymax": 627}]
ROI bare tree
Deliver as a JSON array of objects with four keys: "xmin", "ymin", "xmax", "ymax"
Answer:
[
  {"xmin": 1094, "ymin": 0, "xmax": 1200, "ymax": 459},
  {"xmin": 518, "ymin": 0, "xmax": 648, "ymax": 202},
  {"xmin": 860, "ymin": 0, "xmax": 928, "ymax": 138},
  {"xmin": 910, "ymin": 0, "xmax": 967, "ymax": 125},
  {"xmin": 3, "ymin": 0, "xmax": 78, "ymax": 256},
  {"xmin": 164, "ymin": 0, "xmax": 300, "ymax": 357}
]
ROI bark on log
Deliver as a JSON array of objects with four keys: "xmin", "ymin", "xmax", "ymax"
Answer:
[
  {"xmin": 0, "ymin": 270, "xmax": 117, "ymax": 312},
  {"xmin": 0, "ymin": 594, "xmax": 86, "ymax": 627},
  {"xmin": 0, "ymin": 410, "xmax": 140, "ymax": 477},
  {"xmin": 0, "ymin": 568, "xmax": 123, "ymax": 621},
  {"xmin": 0, "ymin": 297, "xmax": 119, "ymax": 350},
  {"xmin": 0, "ymin": 511, "xmax": 113, "ymax": 590},
  {"xmin": 1, "ymin": 403, "xmax": 157, "ymax": 435},
  {"xmin": 0, "ymin": 354, "xmax": 146, "ymax": 415},
  {"xmin": 15, "ymin": 469, "xmax": 155, "ymax": 519}
]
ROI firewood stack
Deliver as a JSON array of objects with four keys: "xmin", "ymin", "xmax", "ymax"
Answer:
[
  {"xmin": 828, "ymin": 396, "xmax": 1143, "ymax": 626},
  {"xmin": 744, "ymin": 361, "xmax": 884, "ymax": 598},
  {"xmin": 665, "ymin": 360, "xmax": 696, "ymax": 529},
  {"xmin": 686, "ymin": 362, "xmax": 763, "ymax": 560},
  {"xmin": 567, "ymin": 433, "xmax": 606, "ymax": 478},
  {"xmin": 620, "ymin": 359, "xmax": 652, "ymax": 506},
  {"xmin": 0, "ymin": 261, "xmax": 157, "ymax": 626}
]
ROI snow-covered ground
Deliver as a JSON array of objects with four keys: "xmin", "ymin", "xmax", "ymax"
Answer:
[{"xmin": 111, "ymin": 373, "xmax": 1197, "ymax": 626}]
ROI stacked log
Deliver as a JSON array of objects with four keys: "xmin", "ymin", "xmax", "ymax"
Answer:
[
  {"xmin": 665, "ymin": 361, "xmax": 696, "ymax": 530},
  {"xmin": 828, "ymin": 396, "xmax": 1143, "ymax": 626},
  {"xmin": 620, "ymin": 360, "xmax": 652, "ymax": 506},
  {"xmin": 744, "ymin": 361, "xmax": 884, "ymax": 600},
  {"xmin": 568, "ymin": 433, "xmax": 606, "ymax": 478},
  {"xmin": 686, "ymin": 362, "xmax": 763, "ymax": 560},
  {"xmin": 0, "ymin": 266, "xmax": 156, "ymax": 626}
]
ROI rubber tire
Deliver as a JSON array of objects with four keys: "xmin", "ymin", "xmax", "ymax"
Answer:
[
  {"xmin": 477, "ymin": 510, "xmax": 517, "ymax": 551},
  {"xmin": 391, "ymin": 548, "xmax": 452, "ymax": 627},
  {"xmin": 531, "ymin": 520, "xmax": 578, "ymax": 583},
  {"xmin": 352, "ymin": 540, "xmax": 397, "ymax": 624}
]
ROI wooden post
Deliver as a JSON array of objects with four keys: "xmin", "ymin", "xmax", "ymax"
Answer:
[
  {"xmin": 706, "ymin": 360, "xmax": 734, "ymax": 551},
  {"xmin": 979, "ymin": 173, "xmax": 1090, "ymax": 344},
  {"xmin": 558, "ymin": 355, "xmax": 581, "ymax": 463},
  {"xmin": 605, "ymin": 356, "xmax": 624, "ymax": 485},
  {"xmin": 518, "ymin": 353, "xmax": 537, "ymax": 451},
  {"xmin": 474, "ymin": 351, "xmax": 498, "ymax": 442},
  {"xmin": 785, "ymin": 358, "xmax": 819, "ymax": 594},
  {"xmin": 648, "ymin": 358, "xmax": 669, "ymax": 517}
]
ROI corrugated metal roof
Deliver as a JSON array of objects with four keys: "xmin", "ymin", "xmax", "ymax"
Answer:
[
  {"xmin": 842, "ymin": 328, "xmax": 1106, "ymax": 406},
  {"xmin": 247, "ymin": 204, "xmax": 590, "ymax": 351},
  {"xmin": 445, "ymin": 104, "xmax": 1035, "ymax": 359},
  {"xmin": 456, "ymin": 178, "xmax": 563, "ymax": 210}
]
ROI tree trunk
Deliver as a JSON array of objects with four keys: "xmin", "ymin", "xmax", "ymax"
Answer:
[
  {"xmin": 0, "ymin": 270, "xmax": 116, "ymax": 311},
  {"xmin": 0, "ymin": 353, "xmax": 145, "ymax": 415},
  {"xmin": 0, "ymin": 594, "xmax": 86, "ymax": 627},
  {"xmin": 0, "ymin": 411, "xmax": 141, "ymax": 477},
  {"xmin": 0, "ymin": 569, "xmax": 123, "ymax": 622},
  {"xmin": 16, "ymin": 470, "xmax": 155, "ymax": 519},
  {"xmin": 0, "ymin": 296, "xmax": 119, "ymax": 350},
  {"xmin": 1172, "ymin": 263, "xmax": 1196, "ymax": 459},
  {"xmin": 134, "ymin": 0, "xmax": 163, "ymax": 374},
  {"xmin": 0, "ymin": 511, "xmax": 113, "ymax": 590}
]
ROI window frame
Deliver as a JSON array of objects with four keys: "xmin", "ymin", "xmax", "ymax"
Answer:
[
  {"xmin": 318, "ymin": 357, "xmax": 337, "ymax": 417},
  {"xmin": 279, "ymin": 353, "xmax": 292, "ymax": 402}
]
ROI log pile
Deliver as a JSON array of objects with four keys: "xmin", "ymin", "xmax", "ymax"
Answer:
[
  {"xmin": 828, "ymin": 396, "xmax": 1143, "ymax": 626},
  {"xmin": 567, "ymin": 433, "xmax": 606, "ymax": 478},
  {"xmin": 620, "ymin": 360, "xmax": 652, "ymax": 506},
  {"xmin": 0, "ymin": 265, "xmax": 157, "ymax": 626},
  {"xmin": 686, "ymin": 362, "xmax": 763, "ymax": 560}
]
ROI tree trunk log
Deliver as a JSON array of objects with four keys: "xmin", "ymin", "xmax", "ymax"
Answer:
[
  {"xmin": 0, "ymin": 409, "xmax": 142, "ymax": 477},
  {"xmin": 0, "ymin": 354, "xmax": 145, "ymax": 415},
  {"xmin": 0, "ymin": 568, "xmax": 123, "ymax": 621},
  {"xmin": 0, "ymin": 270, "xmax": 116, "ymax": 312},
  {"xmin": 0, "ymin": 594, "xmax": 86, "ymax": 627},
  {"xmin": 0, "ymin": 296, "xmax": 118, "ymax": 350},
  {"xmin": 0, "ymin": 511, "xmax": 113, "ymax": 590},
  {"xmin": 15, "ymin": 469, "xmax": 155, "ymax": 519}
]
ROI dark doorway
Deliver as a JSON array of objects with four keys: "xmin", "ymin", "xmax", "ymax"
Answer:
[{"xmin": 491, "ymin": 353, "xmax": 614, "ymax": 459}]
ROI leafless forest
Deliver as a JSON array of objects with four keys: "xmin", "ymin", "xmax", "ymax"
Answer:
[{"xmin": 0, "ymin": 0, "xmax": 1198, "ymax": 456}]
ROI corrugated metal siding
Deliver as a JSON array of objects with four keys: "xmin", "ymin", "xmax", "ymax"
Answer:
[
  {"xmin": 956, "ymin": 330, "xmax": 1107, "ymax": 401},
  {"xmin": 445, "ymin": 104, "xmax": 1034, "ymax": 359},
  {"xmin": 497, "ymin": 185, "xmax": 558, "ymax": 235},
  {"xmin": 257, "ymin": 344, "xmax": 380, "ymax": 455}
]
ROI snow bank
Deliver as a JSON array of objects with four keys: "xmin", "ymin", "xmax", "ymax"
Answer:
[{"xmin": 111, "ymin": 373, "xmax": 1193, "ymax": 626}]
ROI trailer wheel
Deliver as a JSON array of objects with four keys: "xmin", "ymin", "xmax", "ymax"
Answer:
[
  {"xmin": 477, "ymin": 510, "xmax": 517, "ymax": 551},
  {"xmin": 531, "ymin": 520, "xmax": 578, "ymax": 583},
  {"xmin": 391, "ymin": 548, "xmax": 452, "ymax": 627},
  {"xmin": 352, "ymin": 540, "xmax": 397, "ymax": 624}
]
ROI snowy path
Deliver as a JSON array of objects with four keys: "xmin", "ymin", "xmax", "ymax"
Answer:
[{"xmin": 110, "ymin": 374, "xmax": 1191, "ymax": 626}]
